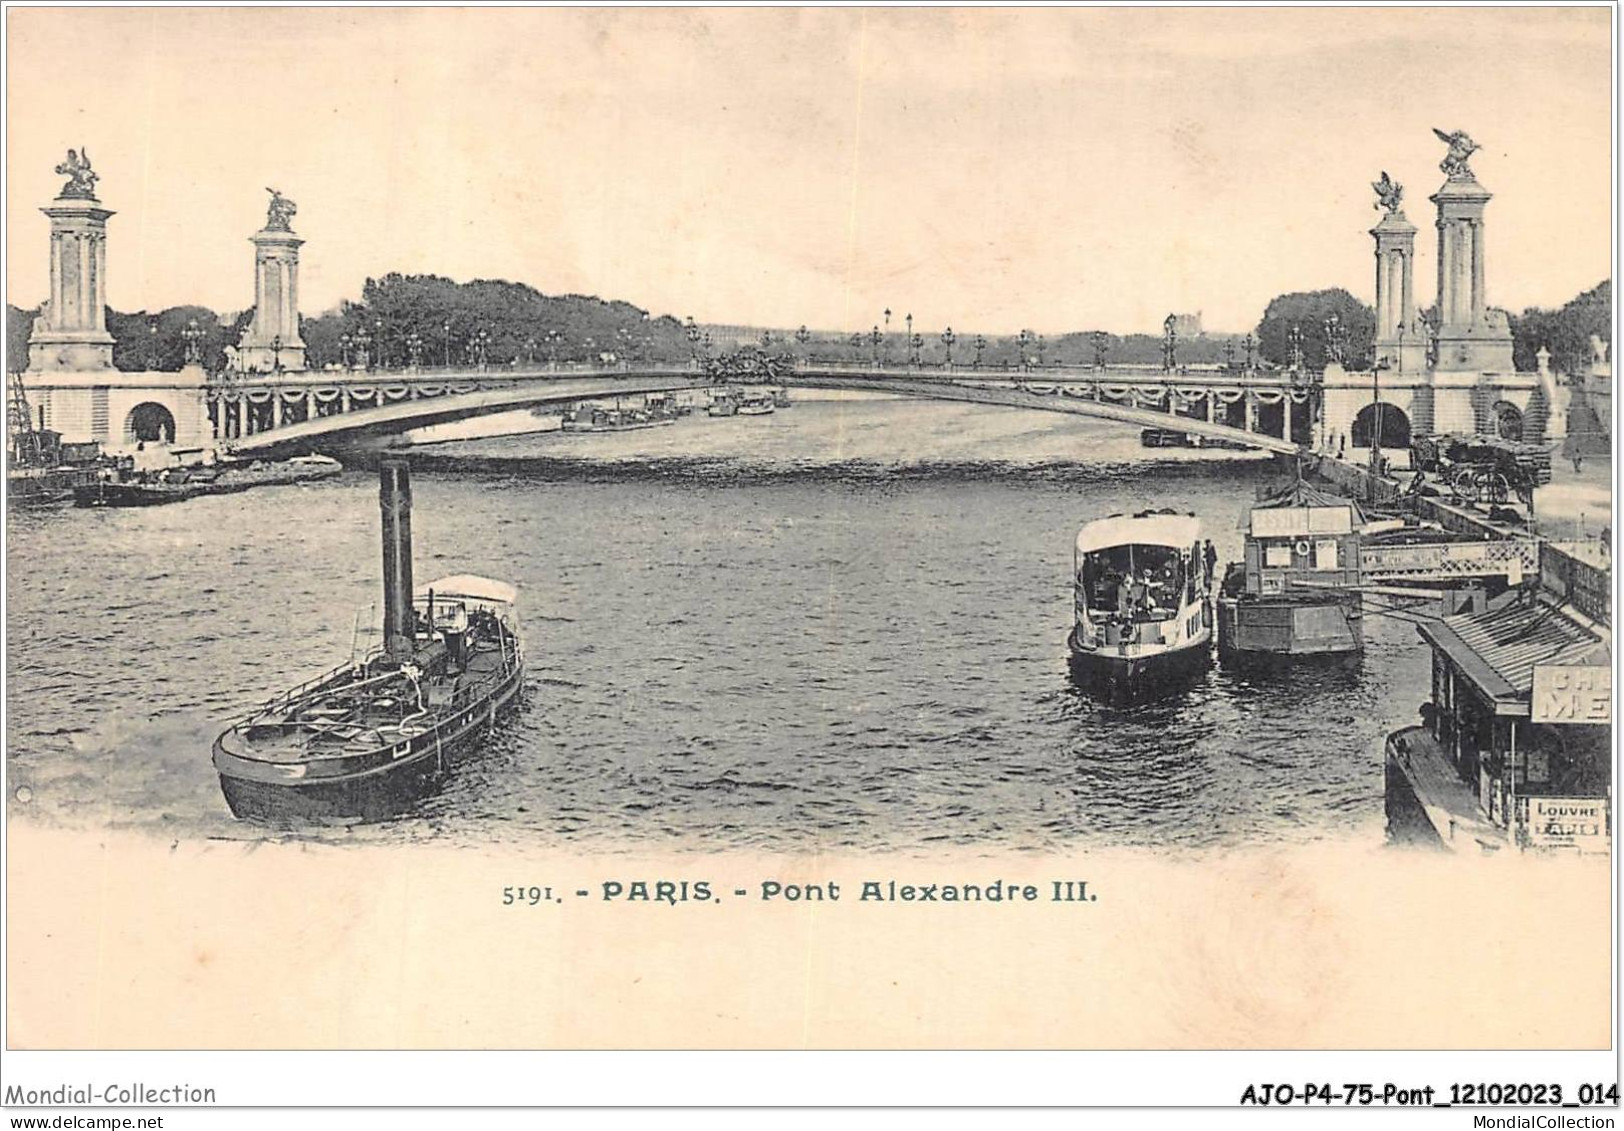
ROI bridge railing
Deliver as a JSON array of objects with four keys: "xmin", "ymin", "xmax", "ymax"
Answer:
[
  {"xmin": 1359, "ymin": 537, "xmax": 1541, "ymax": 582},
  {"xmin": 216, "ymin": 359, "xmax": 1307, "ymax": 389}
]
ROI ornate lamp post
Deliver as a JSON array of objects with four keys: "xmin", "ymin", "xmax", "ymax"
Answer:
[
  {"xmin": 407, "ymin": 331, "xmax": 424, "ymax": 371},
  {"xmin": 1242, "ymin": 333, "xmax": 1256, "ymax": 371},
  {"xmin": 443, "ymin": 321, "xmax": 452, "ymax": 368},
  {"xmin": 475, "ymin": 328, "xmax": 491, "ymax": 371},
  {"xmin": 1092, "ymin": 330, "xmax": 1109, "ymax": 370},
  {"xmin": 760, "ymin": 330, "xmax": 774, "ymax": 350},
  {"xmin": 525, "ymin": 336, "xmax": 536, "ymax": 365},
  {"xmin": 182, "ymin": 318, "xmax": 204, "ymax": 367},
  {"xmin": 271, "ymin": 334, "xmax": 284, "ymax": 375},
  {"xmin": 354, "ymin": 325, "xmax": 371, "ymax": 372},
  {"xmin": 1323, "ymin": 313, "xmax": 1344, "ymax": 368},
  {"xmin": 870, "ymin": 325, "xmax": 882, "ymax": 368},
  {"xmin": 374, "ymin": 318, "xmax": 386, "ymax": 370},
  {"xmin": 940, "ymin": 327, "xmax": 955, "ymax": 369},
  {"xmin": 685, "ymin": 316, "xmax": 702, "ymax": 366},
  {"xmin": 702, "ymin": 332, "xmax": 712, "ymax": 358},
  {"xmin": 1018, "ymin": 329, "xmax": 1032, "ymax": 373},
  {"xmin": 1162, "ymin": 315, "xmax": 1178, "ymax": 373},
  {"xmin": 545, "ymin": 329, "xmax": 562, "ymax": 367},
  {"xmin": 910, "ymin": 332, "xmax": 923, "ymax": 367},
  {"xmin": 904, "ymin": 312, "xmax": 913, "ymax": 365},
  {"xmin": 340, "ymin": 332, "xmax": 353, "ymax": 370},
  {"xmin": 973, "ymin": 334, "xmax": 987, "ymax": 369},
  {"xmin": 1288, "ymin": 324, "xmax": 1305, "ymax": 373},
  {"xmin": 1224, "ymin": 340, "xmax": 1236, "ymax": 370},
  {"xmin": 1369, "ymin": 358, "xmax": 1389, "ymax": 475},
  {"xmin": 795, "ymin": 324, "xmax": 811, "ymax": 366},
  {"xmin": 1037, "ymin": 334, "xmax": 1047, "ymax": 368}
]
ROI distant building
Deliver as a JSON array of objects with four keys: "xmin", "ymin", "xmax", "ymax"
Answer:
[{"xmin": 1169, "ymin": 312, "xmax": 1203, "ymax": 338}]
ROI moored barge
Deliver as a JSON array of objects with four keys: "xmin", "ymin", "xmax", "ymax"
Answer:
[{"xmin": 1217, "ymin": 480, "xmax": 1365, "ymax": 665}]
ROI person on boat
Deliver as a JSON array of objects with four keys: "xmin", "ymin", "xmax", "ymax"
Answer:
[
  {"xmin": 1115, "ymin": 575, "xmax": 1135, "ymax": 619},
  {"xmin": 1131, "ymin": 570, "xmax": 1153, "ymax": 616},
  {"xmin": 1203, "ymin": 540, "xmax": 1218, "ymax": 585}
]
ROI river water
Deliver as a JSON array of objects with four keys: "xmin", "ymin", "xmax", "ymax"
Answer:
[{"xmin": 6, "ymin": 394, "xmax": 1431, "ymax": 851}]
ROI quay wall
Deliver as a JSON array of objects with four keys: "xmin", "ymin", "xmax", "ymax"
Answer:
[{"xmin": 1306, "ymin": 453, "xmax": 1510, "ymax": 541}]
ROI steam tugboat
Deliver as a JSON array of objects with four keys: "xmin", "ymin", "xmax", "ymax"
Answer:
[
  {"xmin": 212, "ymin": 460, "xmax": 524, "ymax": 823},
  {"xmin": 1068, "ymin": 509, "xmax": 1216, "ymax": 699}
]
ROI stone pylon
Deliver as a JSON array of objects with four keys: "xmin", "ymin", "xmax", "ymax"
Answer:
[
  {"xmin": 1370, "ymin": 208, "xmax": 1428, "ymax": 375},
  {"xmin": 236, "ymin": 189, "xmax": 307, "ymax": 373},
  {"xmin": 1429, "ymin": 164, "xmax": 1514, "ymax": 373},
  {"xmin": 27, "ymin": 168, "xmax": 117, "ymax": 372}
]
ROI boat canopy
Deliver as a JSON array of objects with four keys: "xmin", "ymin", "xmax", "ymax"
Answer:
[
  {"xmin": 1076, "ymin": 512, "xmax": 1202, "ymax": 556},
  {"xmin": 415, "ymin": 575, "xmax": 518, "ymax": 607}
]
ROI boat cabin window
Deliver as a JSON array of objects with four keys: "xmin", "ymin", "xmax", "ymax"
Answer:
[
  {"xmin": 1078, "ymin": 543, "xmax": 1186, "ymax": 621},
  {"xmin": 414, "ymin": 597, "xmax": 468, "ymax": 637}
]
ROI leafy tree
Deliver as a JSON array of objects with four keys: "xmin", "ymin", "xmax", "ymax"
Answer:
[
  {"xmin": 6, "ymin": 304, "xmax": 38, "ymax": 374},
  {"xmin": 1254, "ymin": 289, "xmax": 1376, "ymax": 371},
  {"xmin": 1509, "ymin": 279, "xmax": 1610, "ymax": 375}
]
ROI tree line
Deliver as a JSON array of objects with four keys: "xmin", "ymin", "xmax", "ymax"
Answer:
[{"xmin": 6, "ymin": 276, "xmax": 1610, "ymax": 377}]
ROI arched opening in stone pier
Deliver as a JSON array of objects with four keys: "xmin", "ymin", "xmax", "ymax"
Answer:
[
  {"xmin": 124, "ymin": 401, "xmax": 176, "ymax": 445},
  {"xmin": 1351, "ymin": 402, "xmax": 1411, "ymax": 449},
  {"xmin": 1493, "ymin": 401, "xmax": 1524, "ymax": 441}
]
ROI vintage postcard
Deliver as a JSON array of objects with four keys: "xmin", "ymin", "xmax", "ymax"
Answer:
[{"xmin": 2, "ymin": 4, "xmax": 1615, "ymax": 1110}]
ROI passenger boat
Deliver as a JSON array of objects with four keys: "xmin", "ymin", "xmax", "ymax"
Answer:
[
  {"xmin": 1216, "ymin": 480, "xmax": 1364, "ymax": 665},
  {"xmin": 737, "ymin": 391, "xmax": 776, "ymax": 415},
  {"xmin": 212, "ymin": 460, "xmax": 524, "ymax": 823},
  {"xmin": 1067, "ymin": 509, "xmax": 1216, "ymax": 698},
  {"xmin": 707, "ymin": 389, "xmax": 740, "ymax": 417}
]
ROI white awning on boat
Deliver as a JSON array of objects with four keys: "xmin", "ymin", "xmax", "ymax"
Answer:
[
  {"xmin": 415, "ymin": 575, "xmax": 518, "ymax": 606},
  {"xmin": 1076, "ymin": 512, "xmax": 1202, "ymax": 555}
]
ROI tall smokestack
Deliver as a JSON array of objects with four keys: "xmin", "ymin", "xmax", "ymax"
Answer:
[{"xmin": 379, "ymin": 459, "xmax": 415, "ymax": 662}]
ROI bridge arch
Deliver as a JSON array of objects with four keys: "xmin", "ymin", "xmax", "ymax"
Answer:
[
  {"xmin": 125, "ymin": 401, "xmax": 177, "ymax": 445},
  {"xmin": 225, "ymin": 367, "xmax": 1309, "ymax": 458},
  {"xmin": 1350, "ymin": 402, "xmax": 1410, "ymax": 449}
]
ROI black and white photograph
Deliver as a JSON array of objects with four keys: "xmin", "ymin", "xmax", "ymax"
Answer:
[{"xmin": 2, "ymin": 3, "xmax": 1614, "ymax": 1114}]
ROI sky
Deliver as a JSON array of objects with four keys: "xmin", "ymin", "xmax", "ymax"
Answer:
[{"xmin": 5, "ymin": 7, "xmax": 1613, "ymax": 336}]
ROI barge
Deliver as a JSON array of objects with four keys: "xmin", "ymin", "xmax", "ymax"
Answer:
[
  {"xmin": 1217, "ymin": 481, "xmax": 1365, "ymax": 665},
  {"xmin": 75, "ymin": 454, "xmax": 341, "ymax": 508},
  {"xmin": 212, "ymin": 460, "xmax": 524, "ymax": 823}
]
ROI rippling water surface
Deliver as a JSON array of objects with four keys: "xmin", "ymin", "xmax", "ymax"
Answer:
[{"xmin": 7, "ymin": 396, "xmax": 1430, "ymax": 850}]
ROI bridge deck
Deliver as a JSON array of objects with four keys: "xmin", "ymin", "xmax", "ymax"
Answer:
[{"xmin": 225, "ymin": 364, "xmax": 1307, "ymax": 455}]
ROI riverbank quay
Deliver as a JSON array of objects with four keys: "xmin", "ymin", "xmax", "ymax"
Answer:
[{"xmin": 1297, "ymin": 452, "xmax": 1612, "ymax": 856}]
